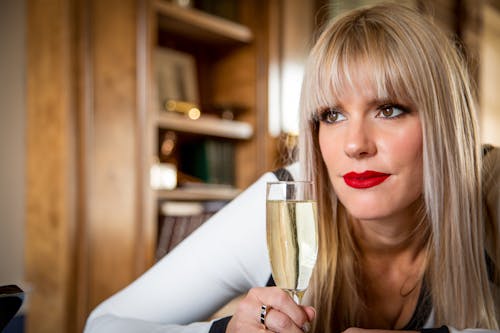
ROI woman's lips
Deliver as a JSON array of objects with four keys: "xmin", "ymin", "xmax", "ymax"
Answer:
[{"xmin": 343, "ymin": 171, "xmax": 390, "ymax": 189}]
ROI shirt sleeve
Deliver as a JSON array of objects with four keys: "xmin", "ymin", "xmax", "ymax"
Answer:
[{"xmin": 84, "ymin": 172, "xmax": 278, "ymax": 333}]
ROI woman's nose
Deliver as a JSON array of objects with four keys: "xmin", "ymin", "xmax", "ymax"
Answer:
[{"xmin": 343, "ymin": 120, "xmax": 377, "ymax": 159}]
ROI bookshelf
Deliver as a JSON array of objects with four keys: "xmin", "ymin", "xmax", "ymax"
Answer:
[{"xmin": 149, "ymin": 0, "xmax": 271, "ymax": 259}]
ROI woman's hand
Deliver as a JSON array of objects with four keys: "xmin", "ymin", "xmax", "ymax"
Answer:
[{"xmin": 226, "ymin": 287, "xmax": 316, "ymax": 332}]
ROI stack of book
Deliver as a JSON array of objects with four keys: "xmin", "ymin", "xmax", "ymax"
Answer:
[
  {"xmin": 155, "ymin": 200, "xmax": 227, "ymax": 260},
  {"xmin": 179, "ymin": 139, "xmax": 235, "ymax": 186}
]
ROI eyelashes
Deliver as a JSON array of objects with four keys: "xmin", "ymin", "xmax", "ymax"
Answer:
[
  {"xmin": 316, "ymin": 108, "xmax": 345, "ymax": 124},
  {"xmin": 376, "ymin": 104, "xmax": 410, "ymax": 118},
  {"xmin": 314, "ymin": 103, "xmax": 411, "ymax": 125}
]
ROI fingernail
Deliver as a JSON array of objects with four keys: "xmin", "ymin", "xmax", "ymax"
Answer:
[{"xmin": 302, "ymin": 322, "xmax": 311, "ymax": 332}]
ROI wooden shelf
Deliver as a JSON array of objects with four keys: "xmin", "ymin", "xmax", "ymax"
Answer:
[
  {"xmin": 157, "ymin": 186, "xmax": 241, "ymax": 201},
  {"xmin": 157, "ymin": 111, "xmax": 253, "ymax": 139},
  {"xmin": 155, "ymin": 1, "xmax": 253, "ymax": 45}
]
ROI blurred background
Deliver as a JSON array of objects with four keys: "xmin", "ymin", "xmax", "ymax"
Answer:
[{"xmin": 0, "ymin": 0, "xmax": 498, "ymax": 332}]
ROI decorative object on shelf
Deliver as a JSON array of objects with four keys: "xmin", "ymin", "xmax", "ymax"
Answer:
[
  {"xmin": 155, "ymin": 47, "xmax": 199, "ymax": 110},
  {"xmin": 160, "ymin": 130, "xmax": 177, "ymax": 159},
  {"xmin": 150, "ymin": 161, "xmax": 178, "ymax": 190},
  {"xmin": 164, "ymin": 99, "xmax": 201, "ymax": 120}
]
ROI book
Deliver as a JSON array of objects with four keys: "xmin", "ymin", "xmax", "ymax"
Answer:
[
  {"xmin": 156, "ymin": 215, "xmax": 176, "ymax": 259},
  {"xmin": 155, "ymin": 200, "xmax": 229, "ymax": 260},
  {"xmin": 179, "ymin": 139, "xmax": 235, "ymax": 186}
]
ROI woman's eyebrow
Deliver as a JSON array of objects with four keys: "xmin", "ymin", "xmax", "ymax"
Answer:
[
  {"xmin": 318, "ymin": 98, "xmax": 391, "ymax": 110},
  {"xmin": 318, "ymin": 103, "xmax": 340, "ymax": 110},
  {"xmin": 368, "ymin": 97, "xmax": 413, "ymax": 108}
]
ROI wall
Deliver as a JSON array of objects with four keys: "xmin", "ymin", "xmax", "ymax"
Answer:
[
  {"xmin": 480, "ymin": 3, "xmax": 500, "ymax": 146},
  {"xmin": 0, "ymin": 0, "xmax": 26, "ymax": 288}
]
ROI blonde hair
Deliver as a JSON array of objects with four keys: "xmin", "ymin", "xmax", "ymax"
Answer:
[{"xmin": 298, "ymin": 3, "xmax": 498, "ymax": 331}]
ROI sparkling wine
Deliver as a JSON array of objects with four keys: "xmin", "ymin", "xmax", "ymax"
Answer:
[{"xmin": 266, "ymin": 200, "xmax": 318, "ymax": 301}]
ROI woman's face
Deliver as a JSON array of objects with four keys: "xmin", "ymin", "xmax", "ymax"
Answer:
[{"xmin": 318, "ymin": 84, "xmax": 423, "ymax": 223}]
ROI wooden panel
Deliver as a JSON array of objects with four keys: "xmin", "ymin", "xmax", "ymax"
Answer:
[
  {"xmin": 74, "ymin": 0, "xmax": 91, "ymax": 330},
  {"xmin": 211, "ymin": 47, "xmax": 256, "ymax": 107},
  {"xmin": 137, "ymin": 0, "xmax": 156, "ymax": 277},
  {"xmin": 86, "ymin": 0, "xmax": 140, "ymax": 310},
  {"xmin": 26, "ymin": 0, "xmax": 77, "ymax": 331}
]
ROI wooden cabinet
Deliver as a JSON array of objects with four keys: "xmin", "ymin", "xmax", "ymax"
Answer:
[
  {"xmin": 148, "ymin": 1, "xmax": 275, "ymax": 260},
  {"xmin": 26, "ymin": 0, "xmax": 274, "ymax": 332}
]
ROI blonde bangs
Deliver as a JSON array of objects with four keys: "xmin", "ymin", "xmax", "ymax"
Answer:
[{"xmin": 302, "ymin": 8, "xmax": 425, "ymax": 122}]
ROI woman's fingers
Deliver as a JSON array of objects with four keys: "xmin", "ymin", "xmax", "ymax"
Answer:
[
  {"xmin": 227, "ymin": 287, "xmax": 314, "ymax": 332},
  {"xmin": 264, "ymin": 306, "xmax": 308, "ymax": 333},
  {"xmin": 250, "ymin": 287, "xmax": 311, "ymax": 330},
  {"xmin": 303, "ymin": 306, "xmax": 316, "ymax": 322}
]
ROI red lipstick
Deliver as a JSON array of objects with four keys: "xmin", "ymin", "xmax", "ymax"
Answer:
[{"xmin": 343, "ymin": 171, "xmax": 390, "ymax": 189}]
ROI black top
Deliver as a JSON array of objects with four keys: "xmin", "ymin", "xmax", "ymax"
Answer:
[{"xmin": 208, "ymin": 275, "xmax": 444, "ymax": 333}]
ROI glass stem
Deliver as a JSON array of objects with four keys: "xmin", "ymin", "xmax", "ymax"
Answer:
[{"xmin": 288, "ymin": 290, "xmax": 304, "ymax": 304}]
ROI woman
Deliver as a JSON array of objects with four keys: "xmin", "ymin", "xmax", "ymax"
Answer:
[
  {"xmin": 313, "ymin": 1, "xmax": 499, "ymax": 329},
  {"xmin": 85, "ymin": 3, "xmax": 499, "ymax": 333}
]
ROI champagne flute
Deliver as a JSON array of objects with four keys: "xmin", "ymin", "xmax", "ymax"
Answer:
[{"xmin": 266, "ymin": 181, "xmax": 318, "ymax": 304}]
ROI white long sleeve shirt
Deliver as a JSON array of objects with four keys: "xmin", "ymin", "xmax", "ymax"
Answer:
[{"xmin": 84, "ymin": 168, "xmax": 290, "ymax": 333}]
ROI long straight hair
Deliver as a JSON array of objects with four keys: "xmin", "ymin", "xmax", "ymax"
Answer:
[{"xmin": 298, "ymin": 4, "xmax": 498, "ymax": 331}]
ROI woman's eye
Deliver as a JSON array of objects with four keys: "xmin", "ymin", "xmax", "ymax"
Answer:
[
  {"xmin": 376, "ymin": 105, "xmax": 407, "ymax": 119},
  {"xmin": 318, "ymin": 108, "xmax": 346, "ymax": 124}
]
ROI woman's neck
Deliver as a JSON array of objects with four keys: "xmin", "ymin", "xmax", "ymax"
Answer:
[
  {"xmin": 349, "ymin": 201, "xmax": 430, "ymax": 329},
  {"xmin": 350, "ymin": 199, "xmax": 428, "ymax": 259}
]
